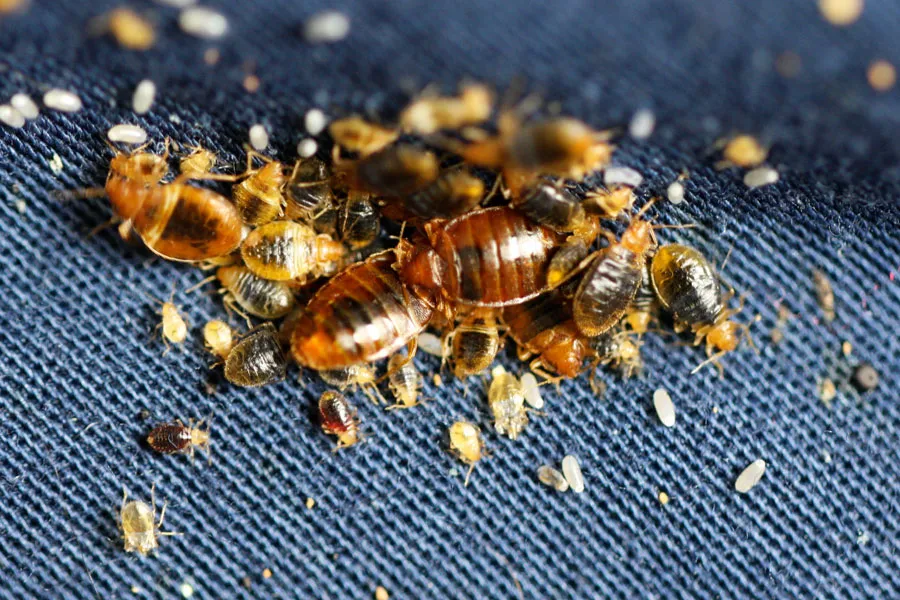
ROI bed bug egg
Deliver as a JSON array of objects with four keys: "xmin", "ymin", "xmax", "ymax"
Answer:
[
  {"xmin": 666, "ymin": 180, "xmax": 685, "ymax": 204},
  {"xmin": 179, "ymin": 6, "xmax": 229, "ymax": 39},
  {"xmin": 318, "ymin": 391, "xmax": 360, "ymax": 449},
  {"xmin": 520, "ymin": 372, "xmax": 544, "ymax": 409},
  {"xmin": 297, "ymin": 138, "xmax": 318, "ymax": 158},
  {"xmin": 448, "ymin": 421, "xmax": 484, "ymax": 486},
  {"xmin": 106, "ymin": 8, "xmax": 156, "ymax": 50},
  {"xmin": 819, "ymin": 0, "xmax": 864, "ymax": 25},
  {"xmin": 108, "ymin": 124, "xmax": 148, "ymax": 145},
  {"xmin": 224, "ymin": 323, "xmax": 287, "ymax": 387},
  {"xmin": 10, "ymin": 93, "xmax": 39, "ymax": 120},
  {"xmin": 561, "ymin": 455, "xmax": 584, "ymax": 493},
  {"xmin": 488, "ymin": 366, "xmax": 529, "ymax": 439},
  {"xmin": 147, "ymin": 418, "xmax": 211, "ymax": 463},
  {"xmin": 203, "ymin": 320, "xmax": 233, "ymax": 359},
  {"xmin": 43, "ymin": 88, "xmax": 82, "ymax": 112},
  {"xmin": 628, "ymin": 108, "xmax": 655, "ymax": 139},
  {"xmin": 417, "ymin": 331, "xmax": 444, "ymax": 357},
  {"xmin": 743, "ymin": 166, "xmax": 779, "ymax": 189},
  {"xmin": 303, "ymin": 10, "xmax": 350, "ymax": 43},
  {"xmin": 537, "ymin": 465, "xmax": 569, "ymax": 492},
  {"xmin": 304, "ymin": 108, "xmax": 328, "ymax": 136},
  {"xmin": 653, "ymin": 388, "xmax": 676, "ymax": 427},
  {"xmin": 387, "ymin": 353, "xmax": 423, "ymax": 408},
  {"xmin": 735, "ymin": 459, "xmax": 766, "ymax": 493},
  {"xmin": 248, "ymin": 124, "xmax": 269, "ymax": 151},
  {"xmin": 119, "ymin": 485, "xmax": 179, "ymax": 555},
  {"xmin": 0, "ymin": 104, "xmax": 25, "ymax": 128},
  {"xmin": 603, "ymin": 166, "xmax": 643, "ymax": 189},
  {"xmin": 132, "ymin": 79, "xmax": 156, "ymax": 114}
]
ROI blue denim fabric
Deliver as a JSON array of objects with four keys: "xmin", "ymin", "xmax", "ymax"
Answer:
[{"xmin": 1, "ymin": 0, "xmax": 899, "ymax": 598}]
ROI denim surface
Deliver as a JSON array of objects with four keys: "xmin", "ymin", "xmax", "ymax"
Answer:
[{"xmin": 1, "ymin": 0, "xmax": 899, "ymax": 598}]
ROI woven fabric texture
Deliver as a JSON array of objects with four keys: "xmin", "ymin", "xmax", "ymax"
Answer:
[{"xmin": 1, "ymin": 0, "xmax": 899, "ymax": 598}]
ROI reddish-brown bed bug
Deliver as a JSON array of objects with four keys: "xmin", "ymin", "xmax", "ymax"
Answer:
[
  {"xmin": 400, "ymin": 82, "xmax": 493, "ymax": 134},
  {"xmin": 329, "ymin": 115, "xmax": 398, "ymax": 157},
  {"xmin": 291, "ymin": 244, "xmax": 433, "ymax": 370},
  {"xmin": 401, "ymin": 206, "xmax": 567, "ymax": 309},
  {"xmin": 512, "ymin": 180, "xmax": 586, "ymax": 233},
  {"xmin": 224, "ymin": 323, "xmax": 287, "ymax": 387},
  {"xmin": 404, "ymin": 169, "xmax": 486, "ymax": 219},
  {"xmin": 572, "ymin": 207, "xmax": 656, "ymax": 336},
  {"xmin": 337, "ymin": 145, "xmax": 439, "ymax": 197},
  {"xmin": 119, "ymin": 484, "xmax": 180, "ymax": 556},
  {"xmin": 240, "ymin": 220, "xmax": 346, "ymax": 282},
  {"xmin": 147, "ymin": 418, "xmax": 211, "ymax": 463},
  {"xmin": 318, "ymin": 391, "xmax": 360, "ymax": 449},
  {"xmin": 445, "ymin": 313, "xmax": 502, "ymax": 378},
  {"xmin": 216, "ymin": 265, "xmax": 296, "ymax": 320},
  {"xmin": 231, "ymin": 151, "xmax": 287, "ymax": 226},
  {"xmin": 105, "ymin": 147, "xmax": 244, "ymax": 262},
  {"xmin": 650, "ymin": 243, "xmax": 750, "ymax": 371}
]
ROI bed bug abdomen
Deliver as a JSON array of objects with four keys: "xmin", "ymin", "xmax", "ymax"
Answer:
[
  {"xmin": 650, "ymin": 244, "xmax": 724, "ymax": 326},
  {"xmin": 318, "ymin": 391, "xmax": 360, "ymax": 448},
  {"xmin": 147, "ymin": 422, "xmax": 192, "ymax": 454},
  {"xmin": 241, "ymin": 221, "xmax": 345, "ymax": 281},
  {"xmin": 573, "ymin": 245, "xmax": 643, "ymax": 336},
  {"xmin": 232, "ymin": 161, "xmax": 286, "ymax": 226},
  {"xmin": 224, "ymin": 323, "xmax": 287, "ymax": 387}
]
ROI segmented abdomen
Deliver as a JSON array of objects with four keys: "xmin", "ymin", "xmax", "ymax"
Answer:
[
  {"xmin": 650, "ymin": 244, "xmax": 724, "ymax": 326},
  {"xmin": 573, "ymin": 245, "xmax": 642, "ymax": 336}
]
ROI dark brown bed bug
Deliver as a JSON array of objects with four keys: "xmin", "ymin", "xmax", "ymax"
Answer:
[
  {"xmin": 404, "ymin": 169, "xmax": 485, "ymax": 219},
  {"xmin": 623, "ymin": 256, "xmax": 657, "ymax": 334},
  {"xmin": 291, "ymin": 244, "xmax": 433, "ymax": 370},
  {"xmin": 445, "ymin": 313, "xmax": 502, "ymax": 378},
  {"xmin": 231, "ymin": 156, "xmax": 286, "ymax": 226},
  {"xmin": 106, "ymin": 149, "xmax": 243, "ymax": 262},
  {"xmin": 336, "ymin": 192, "xmax": 380, "ymax": 250},
  {"xmin": 572, "ymin": 212, "xmax": 655, "ymax": 336},
  {"xmin": 650, "ymin": 243, "xmax": 748, "ymax": 365},
  {"xmin": 216, "ymin": 265, "xmax": 296, "ymax": 320},
  {"xmin": 401, "ymin": 206, "xmax": 567, "ymax": 308},
  {"xmin": 512, "ymin": 180, "xmax": 586, "ymax": 233},
  {"xmin": 338, "ymin": 145, "xmax": 439, "ymax": 197},
  {"xmin": 284, "ymin": 157, "xmax": 335, "ymax": 222},
  {"xmin": 146, "ymin": 418, "xmax": 211, "ymax": 463},
  {"xmin": 318, "ymin": 391, "xmax": 360, "ymax": 449},
  {"xmin": 224, "ymin": 323, "xmax": 287, "ymax": 387},
  {"xmin": 240, "ymin": 220, "xmax": 346, "ymax": 281}
]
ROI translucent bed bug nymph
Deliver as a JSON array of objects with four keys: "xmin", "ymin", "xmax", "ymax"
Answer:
[
  {"xmin": 386, "ymin": 352, "xmax": 423, "ymax": 409},
  {"xmin": 329, "ymin": 115, "xmax": 399, "ymax": 157},
  {"xmin": 445, "ymin": 313, "xmax": 502, "ymax": 378},
  {"xmin": 203, "ymin": 320, "xmax": 234, "ymax": 360},
  {"xmin": 650, "ymin": 243, "xmax": 750, "ymax": 372},
  {"xmin": 582, "ymin": 184, "xmax": 636, "ymax": 220},
  {"xmin": 488, "ymin": 366, "xmax": 529, "ymax": 439},
  {"xmin": 399, "ymin": 82, "xmax": 493, "ymax": 134},
  {"xmin": 240, "ymin": 220, "xmax": 346, "ymax": 282},
  {"xmin": 318, "ymin": 363, "xmax": 385, "ymax": 404},
  {"xmin": 448, "ymin": 421, "xmax": 485, "ymax": 486},
  {"xmin": 179, "ymin": 144, "xmax": 218, "ymax": 177},
  {"xmin": 216, "ymin": 265, "xmax": 297, "ymax": 320},
  {"xmin": 148, "ymin": 290, "xmax": 187, "ymax": 352},
  {"xmin": 224, "ymin": 323, "xmax": 287, "ymax": 387},
  {"xmin": 147, "ymin": 418, "xmax": 212, "ymax": 463},
  {"xmin": 589, "ymin": 326, "xmax": 644, "ymax": 378},
  {"xmin": 318, "ymin": 391, "xmax": 360, "ymax": 450},
  {"xmin": 119, "ymin": 484, "xmax": 180, "ymax": 556}
]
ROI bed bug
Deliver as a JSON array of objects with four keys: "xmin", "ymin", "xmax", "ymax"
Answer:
[
  {"xmin": 119, "ymin": 485, "xmax": 179, "ymax": 556},
  {"xmin": 240, "ymin": 221, "xmax": 346, "ymax": 282},
  {"xmin": 215, "ymin": 265, "xmax": 296, "ymax": 319},
  {"xmin": 203, "ymin": 320, "xmax": 234, "ymax": 359},
  {"xmin": 231, "ymin": 153, "xmax": 287, "ymax": 226},
  {"xmin": 106, "ymin": 148, "xmax": 244, "ymax": 262},
  {"xmin": 448, "ymin": 421, "xmax": 484, "ymax": 486},
  {"xmin": 224, "ymin": 323, "xmax": 287, "ymax": 387},
  {"xmin": 488, "ymin": 366, "xmax": 529, "ymax": 439},
  {"xmin": 512, "ymin": 180, "xmax": 586, "ymax": 233},
  {"xmin": 291, "ymin": 244, "xmax": 433, "ymax": 370},
  {"xmin": 404, "ymin": 169, "xmax": 485, "ymax": 219},
  {"xmin": 340, "ymin": 145, "xmax": 440, "ymax": 197},
  {"xmin": 401, "ymin": 206, "xmax": 567, "ymax": 309},
  {"xmin": 179, "ymin": 145, "xmax": 218, "ymax": 177},
  {"xmin": 386, "ymin": 352, "xmax": 423, "ymax": 408},
  {"xmin": 336, "ymin": 192, "xmax": 380, "ymax": 249},
  {"xmin": 572, "ymin": 209, "xmax": 656, "ymax": 336},
  {"xmin": 147, "ymin": 418, "xmax": 211, "ymax": 463},
  {"xmin": 546, "ymin": 237, "xmax": 591, "ymax": 288},
  {"xmin": 445, "ymin": 314, "xmax": 502, "ymax": 378},
  {"xmin": 149, "ymin": 291, "xmax": 187, "ymax": 352},
  {"xmin": 318, "ymin": 391, "xmax": 360, "ymax": 449},
  {"xmin": 399, "ymin": 83, "xmax": 493, "ymax": 134},
  {"xmin": 650, "ymin": 243, "xmax": 749, "ymax": 369},
  {"xmin": 588, "ymin": 327, "xmax": 644, "ymax": 378},
  {"xmin": 284, "ymin": 157, "xmax": 335, "ymax": 222},
  {"xmin": 329, "ymin": 116, "xmax": 398, "ymax": 157},
  {"xmin": 582, "ymin": 185, "xmax": 636, "ymax": 220},
  {"xmin": 623, "ymin": 256, "xmax": 657, "ymax": 334},
  {"xmin": 318, "ymin": 364, "xmax": 385, "ymax": 404}
]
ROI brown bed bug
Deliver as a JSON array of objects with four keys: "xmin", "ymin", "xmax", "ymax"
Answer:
[
  {"xmin": 284, "ymin": 157, "xmax": 335, "ymax": 222},
  {"xmin": 338, "ymin": 145, "xmax": 440, "ymax": 197},
  {"xmin": 512, "ymin": 180, "xmax": 586, "ymax": 233},
  {"xmin": 386, "ymin": 352, "xmax": 423, "ymax": 408},
  {"xmin": 216, "ymin": 265, "xmax": 296, "ymax": 320},
  {"xmin": 400, "ymin": 82, "xmax": 493, "ymax": 134},
  {"xmin": 336, "ymin": 192, "xmax": 380, "ymax": 250},
  {"xmin": 318, "ymin": 391, "xmax": 360, "ymax": 449},
  {"xmin": 404, "ymin": 169, "xmax": 485, "ymax": 219},
  {"xmin": 119, "ymin": 484, "xmax": 179, "ymax": 556},
  {"xmin": 224, "ymin": 323, "xmax": 287, "ymax": 387},
  {"xmin": 147, "ymin": 418, "xmax": 212, "ymax": 463},
  {"xmin": 572, "ymin": 208, "xmax": 656, "ymax": 336},
  {"xmin": 650, "ymin": 243, "xmax": 749, "ymax": 370},
  {"xmin": 401, "ymin": 206, "xmax": 567, "ymax": 309},
  {"xmin": 240, "ymin": 220, "xmax": 346, "ymax": 282},
  {"xmin": 329, "ymin": 116, "xmax": 398, "ymax": 157},
  {"xmin": 106, "ymin": 148, "xmax": 243, "ymax": 262},
  {"xmin": 445, "ymin": 313, "xmax": 502, "ymax": 378},
  {"xmin": 231, "ymin": 152, "xmax": 287, "ymax": 226},
  {"xmin": 291, "ymin": 244, "xmax": 433, "ymax": 370},
  {"xmin": 448, "ymin": 421, "xmax": 485, "ymax": 486},
  {"xmin": 488, "ymin": 366, "xmax": 529, "ymax": 439},
  {"xmin": 318, "ymin": 364, "xmax": 385, "ymax": 404},
  {"xmin": 623, "ymin": 256, "xmax": 657, "ymax": 334}
]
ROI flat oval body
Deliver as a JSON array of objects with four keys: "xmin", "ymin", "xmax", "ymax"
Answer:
[
  {"xmin": 233, "ymin": 162, "xmax": 285, "ymax": 226},
  {"xmin": 146, "ymin": 423, "xmax": 191, "ymax": 454},
  {"xmin": 318, "ymin": 391, "xmax": 358, "ymax": 440},
  {"xmin": 405, "ymin": 170, "xmax": 484, "ymax": 219},
  {"xmin": 285, "ymin": 158, "xmax": 334, "ymax": 219},
  {"xmin": 217, "ymin": 266, "xmax": 296, "ymax": 319},
  {"xmin": 650, "ymin": 244, "xmax": 724, "ymax": 326},
  {"xmin": 337, "ymin": 196, "xmax": 380, "ymax": 249},
  {"xmin": 121, "ymin": 501, "xmax": 157, "ymax": 554},
  {"xmin": 451, "ymin": 319, "xmax": 501, "ymax": 377},
  {"xmin": 573, "ymin": 245, "xmax": 643, "ymax": 336},
  {"xmin": 513, "ymin": 181, "xmax": 584, "ymax": 232},
  {"xmin": 291, "ymin": 249, "xmax": 434, "ymax": 369},
  {"xmin": 225, "ymin": 323, "xmax": 287, "ymax": 387},
  {"xmin": 130, "ymin": 184, "xmax": 243, "ymax": 261},
  {"xmin": 241, "ymin": 221, "xmax": 338, "ymax": 281},
  {"xmin": 432, "ymin": 206, "xmax": 564, "ymax": 306},
  {"xmin": 507, "ymin": 118, "xmax": 593, "ymax": 171}
]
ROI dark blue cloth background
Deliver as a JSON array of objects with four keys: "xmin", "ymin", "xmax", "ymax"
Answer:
[{"xmin": 1, "ymin": 1, "xmax": 899, "ymax": 598}]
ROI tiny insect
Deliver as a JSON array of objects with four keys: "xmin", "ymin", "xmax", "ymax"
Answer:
[
  {"xmin": 284, "ymin": 157, "xmax": 335, "ymax": 221},
  {"xmin": 104, "ymin": 8, "xmax": 156, "ymax": 51},
  {"xmin": 291, "ymin": 244, "xmax": 433, "ymax": 370},
  {"xmin": 231, "ymin": 152, "xmax": 287, "ymax": 226},
  {"xmin": 224, "ymin": 323, "xmax": 287, "ymax": 387},
  {"xmin": 119, "ymin": 484, "xmax": 179, "ymax": 556},
  {"xmin": 147, "ymin": 418, "xmax": 212, "ymax": 463},
  {"xmin": 387, "ymin": 353, "xmax": 423, "ymax": 408},
  {"xmin": 329, "ymin": 116, "xmax": 398, "ymax": 157},
  {"xmin": 488, "ymin": 366, "xmax": 529, "ymax": 439},
  {"xmin": 215, "ymin": 265, "xmax": 297, "ymax": 320},
  {"xmin": 589, "ymin": 327, "xmax": 644, "ymax": 379},
  {"xmin": 448, "ymin": 421, "xmax": 484, "ymax": 486},
  {"xmin": 446, "ymin": 314, "xmax": 502, "ymax": 378},
  {"xmin": 203, "ymin": 320, "xmax": 234, "ymax": 359},
  {"xmin": 179, "ymin": 145, "xmax": 217, "ymax": 177},
  {"xmin": 338, "ymin": 145, "xmax": 439, "ymax": 197},
  {"xmin": 720, "ymin": 134, "xmax": 768, "ymax": 169},
  {"xmin": 240, "ymin": 220, "xmax": 346, "ymax": 282},
  {"xmin": 336, "ymin": 192, "xmax": 380, "ymax": 249},
  {"xmin": 404, "ymin": 169, "xmax": 485, "ymax": 219},
  {"xmin": 318, "ymin": 364, "xmax": 385, "ymax": 404},
  {"xmin": 512, "ymin": 180, "xmax": 587, "ymax": 233},
  {"xmin": 318, "ymin": 391, "xmax": 360, "ymax": 450},
  {"xmin": 399, "ymin": 83, "xmax": 493, "ymax": 134},
  {"xmin": 650, "ymin": 243, "xmax": 750, "ymax": 371},
  {"xmin": 537, "ymin": 465, "xmax": 569, "ymax": 492},
  {"xmin": 812, "ymin": 269, "xmax": 836, "ymax": 323},
  {"xmin": 582, "ymin": 185, "xmax": 636, "ymax": 220},
  {"xmin": 149, "ymin": 291, "xmax": 187, "ymax": 352}
]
